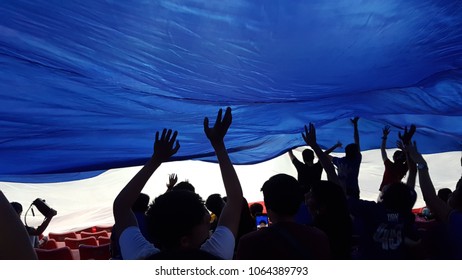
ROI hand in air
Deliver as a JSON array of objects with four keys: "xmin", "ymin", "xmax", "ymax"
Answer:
[
  {"xmin": 302, "ymin": 123, "xmax": 317, "ymax": 147},
  {"xmin": 204, "ymin": 107, "xmax": 232, "ymax": 148},
  {"xmin": 382, "ymin": 125, "xmax": 390, "ymax": 138},
  {"xmin": 153, "ymin": 129, "xmax": 180, "ymax": 162},
  {"xmin": 398, "ymin": 124, "xmax": 416, "ymax": 145}
]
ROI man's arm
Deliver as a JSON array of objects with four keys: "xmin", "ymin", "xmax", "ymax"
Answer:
[
  {"xmin": 398, "ymin": 125, "xmax": 417, "ymax": 188},
  {"xmin": 398, "ymin": 125, "xmax": 416, "ymax": 146},
  {"xmin": 324, "ymin": 141, "xmax": 342, "ymax": 155},
  {"xmin": 113, "ymin": 129, "xmax": 180, "ymax": 238},
  {"xmin": 398, "ymin": 140, "xmax": 416, "ymax": 188},
  {"xmin": 381, "ymin": 125, "xmax": 390, "ymax": 162},
  {"xmin": 0, "ymin": 191, "xmax": 37, "ymax": 259},
  {"xmin": 407, "ymin": 141, "xmax": 451, "ymax": 223},
  {"xmin": 28, "ymin": 214, "xmax": 55, "ymax": 236},
  {"xmin": 204, "ymin": 107, "xmax": 243, "ymax": 237},
  {"xmin": 302, "ymin": 123, "xmax": 342, "ymax": 190}
]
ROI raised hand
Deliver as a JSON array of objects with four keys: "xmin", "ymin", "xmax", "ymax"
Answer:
[
  {"xmin": 302, "ymin": 123, "xmax": 317, "ymax": 147},
  {"xmin": 166, "ymin": 173, "xmax": 178, "ymax": 190},
  {"xmin": 153, "ymin": 128, "xmax": 180, "ymax": 162},
  {"xmin": 351, "ymin": 116, "xmax": 360, "ymax": 125},
  {"xmin": 406, "ymin": 141, "xmax": 426, "ymax": 165},
  {"xmin": 204, "ymin": 107, "xmax": 232, "ymax": 148},
  {"xmin": 382, "ymin": 125, "xmax": 390, "ymax": 138},
  {"xmin": 398, "ymin": 124, "xmax": 416, "ymax": 145},
  {"xmin": 336, "ymin": 141, "xmax": 343, "ymax": 148}
]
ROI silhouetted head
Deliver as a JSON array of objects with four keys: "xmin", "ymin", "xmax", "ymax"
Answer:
[
  {"xmin": 306, "ymin": 181, "xmax": 349, "ymax": 220},
  {"xmin": 173, "ymin": 181, "xmax": 195, "ymax": 193},
  {"xmin": 261, "ymin": 174, "xmax": 303, "ymax": 216},
  {"xmin": 393, "ymin": 150, "xmax": 406, "ymax": 163},
  {"xmin": 10, "ymin": 201, "xmax": 23, "ymax": 215},
  {"xmin": 345, "ymin": 143, "xmax": 359, "ymax": 159},
  {"xmin": 437, "ymin": 188, "xmax": 453, "ymax": 203},
  {"xmin": 205, "ymin": 193, "xmax": 225, "ymax": 215},
  {"xmin": 146, "ymin": 190, "xmax": 210, "ymax": 250},
  {"xmin": 379, "ymin": 182, "xmax": 417, "ymax": 213},
  {"xmin": 131, "ymin": 193, "xmax": 150, "ymax": 213},
  {"xmin": 302, "ymin": 149, "xmax": 315, "ymax": 164},
  {"xmin": 249, "ymin": 202, "xmax": 264, "ymax": 218}
]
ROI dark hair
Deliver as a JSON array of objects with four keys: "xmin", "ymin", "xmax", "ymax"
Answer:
[
  {"xmin": 173, "ymin": 181, "xmax": 196, "ymax": 193},
  {"xmin": 249, "ymin": 203, "xmax": 264, "ymax": 216},
  {"xmin": 380, "ymin": 182, "xmax": 417, "ymax": 213},
  {"xmin": 393, "ymin": 150, "xmax": 406, "ymax": 163},
  {"xmin": 309, "ymin": 181, "xmax": 352, "ymax": 259},
  {"xmin": 131, "ymin": 193, "xmax": 150, "ymax": 212},
  {"xmin": 345, "ymin": 143, "xmax": 359, "ymax": 159},
  {"xmin": 261, "ymin": 174, "xmax": 303, "ymax": 216},
  {"xmin": 437, "ymin": 188, "xmax": 452, "ymax": 203},
  {"xmin": 10, "ymin": 201, "xmax": 23, "ymax": 214},
  {"xmin": 146, "ymin": 190, "xmax": 207, "ymax": 250},
  {"xmin": 236, "ymin": 197, "xmax": 256, "ymax": 240},
  {"xmin": 310, "ymin": 181, "xmax": 349, "ymax": 219},
  {"xmin": 205, "ymin": 194, "xmax": 225, "ymax": 215},
  {"xmin": 302, "ymin": 149, "xmax": 315, "ymax": 163}
]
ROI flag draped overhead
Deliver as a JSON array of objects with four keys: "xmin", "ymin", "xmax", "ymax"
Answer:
[{"xmin": 1, "ymin": 0, "xmax": 461, "ymax": 182}]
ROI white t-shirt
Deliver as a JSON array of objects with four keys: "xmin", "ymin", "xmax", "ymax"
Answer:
[{"xmin": 119, "ymin": 225, "xmax": 235, "ymax": 260}]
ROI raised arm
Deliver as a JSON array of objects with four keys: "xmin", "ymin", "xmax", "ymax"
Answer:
[
  {"xmin": 28, "ymin": 212, "xmax": 56, "ymax": 236},
  {"xmin": 165, "ymin": 173, "xmax": 178, "ymax": 192},
  {"xmin": 398, "ymin": 140, "xmax": 416, "ymax": 188},
  {"xmin": 398, "ymin": 125, "xmax": 417, "ymax": 188},
  {"xmin": 288, "ymin": 149, "xmax": 295, "ymax": 161},
  {"xmin": 302, "ymin": 123, "xmax": 342, "ymax": 190},
  {"xmin": 351, "ymin": 117, "xmax": 360, "ymax": 150},
  {"xmin": 324, "ymin": 141, "xmax": 342, "ymax": 155},
  {"xmin": 113, "ymin": 129, "xmax": 179, "ymax": 237},
  {"xmin": 0, "ymin": 191, "xmax": 37, "ymax": 259},
  {"xmin": 407, "ymin": 141, "xmax": 451, "ymax": 223},
  {"xmin": 381, "ymin": 125, "xmax": 390, "ymax": 162},
  {"xmin": 204, "ymin": 107, "xmax": 243, "ymax": 237},
  {"xmin": 398, "ymin": 125, "xmax": 416, "ymax": 146}
]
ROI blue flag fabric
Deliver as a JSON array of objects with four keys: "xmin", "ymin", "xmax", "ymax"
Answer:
[{"xmin": 1, "ymin": 0, "xmax": 461, "ymax": 182}]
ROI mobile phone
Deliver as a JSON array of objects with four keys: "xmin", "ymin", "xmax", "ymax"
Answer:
[{"xmin": 255, "ymin": 213, "xmax": 269, "ymax": 229}]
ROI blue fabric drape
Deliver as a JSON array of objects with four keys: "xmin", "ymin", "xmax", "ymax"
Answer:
[{"xmin": 1, "ymin": 1, "xmax": 461, "ymax": 182}]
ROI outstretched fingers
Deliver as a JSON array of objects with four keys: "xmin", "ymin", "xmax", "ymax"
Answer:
[
  {"xmin": 153, "ymin": 128, "xmax": 180, "ymax": 162},
  {"xmin": 204, "ymin": 107, "xmax": 232, "ymax": 145},
  {"xmin": 302, "ymin": 123, "xmax": 316, "ymax": 146}
]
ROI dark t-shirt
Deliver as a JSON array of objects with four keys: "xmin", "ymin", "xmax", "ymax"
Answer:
[
  {"xmin": 332, "ymin": 154, "xmax": 362, "ymax": 198},
  {"xmin": 292, "ymin": 158, "xmax": 323, "ymax": 191},
  {"xmin": 236, "ymin": 221, "xmax": 330, "ymax": 260},
  {"xmin": 349, "ymin": 198, "xmax": 420, "ymax": 259}
]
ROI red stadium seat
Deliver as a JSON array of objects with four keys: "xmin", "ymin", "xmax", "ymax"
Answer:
[
  {"xmin": 48, "ymin": 231, "xmax": 78, "ymax": 242},
  {"xmin": 39, "ymin": 238, "xmax": 58, "ymax": 249},
  {"xmin": 79, "ymin": 243, "xmax": 111, "ymax": 260},
  {"xmin": 35, "ymin": 246, "xmax": 75, "ymax": 260},
  {"xmin": 97, "ymin": 236, "xmax": 111, "ymax": 245},
  {"xmin": 80, "ymin": 230, "xmax": 109, "ymax": 239},
  {"xmin": 64, "ymin": 236, "xmax": 98, "ymax": 249}
]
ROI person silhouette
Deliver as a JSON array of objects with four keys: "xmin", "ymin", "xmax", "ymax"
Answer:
[
  {"xmin": 10, "ymin": 201, "xmax": 56, "ymax": 248},
  {"xmin": 113, "ymin": 107, "xmax": 244, "ymax": 260}
]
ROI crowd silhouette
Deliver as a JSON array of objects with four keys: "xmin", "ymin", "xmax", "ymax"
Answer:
[{"xmin": 1, "ymin": 107, "xmax": 462, "ymax": 260}]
